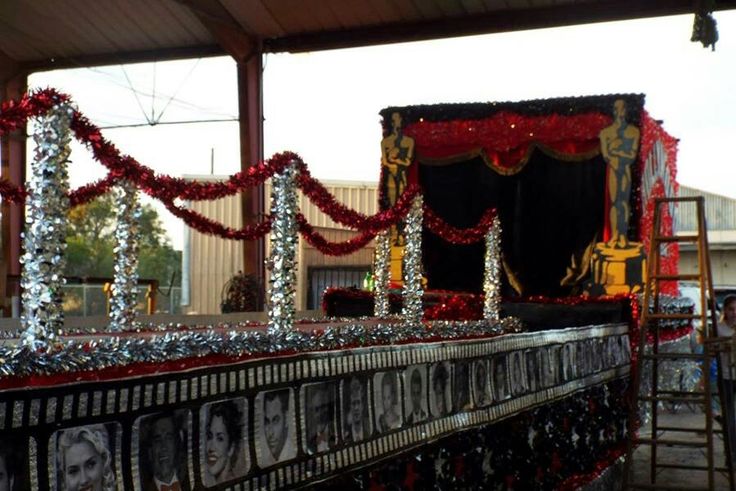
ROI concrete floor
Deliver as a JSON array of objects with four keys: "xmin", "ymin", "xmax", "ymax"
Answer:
[{"xmin": 628, "ymin": 405, "xmax": 734, "ymax": 490}]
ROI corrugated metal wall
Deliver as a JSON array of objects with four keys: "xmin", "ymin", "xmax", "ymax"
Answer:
[
  {"xmin": 187, "ymin": 192, "xmax": 245, "ymax": 315},
  {"xmin": 187, "ymin": 178, "xmax": 378, "ymax": 314},
  {"xmin": 677, "ymin": 185, "xmax": 736, "ymax": 232}
]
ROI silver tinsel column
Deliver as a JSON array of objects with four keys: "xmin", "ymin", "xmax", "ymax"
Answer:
[
  {"xmin": 373, "ymin": 230, "xmax": 391, "ymax": 317},
  {"xmin": 109, "ymin": 180, "xmax": 142, "ymax": 331},
  {"xmin": 20, "ymin": 102, "xmax": 74, "ymax": 350},
  {"xmin": 483, "ymin": 215, "xmax": 502, "ymax": 322},
  {"xmin": 267, "ymin": 160, "xmax": 299, "ymax": 334},
  {"xmin": 401, "ymin": 195, "xmax": 424, "ymax": 324}
]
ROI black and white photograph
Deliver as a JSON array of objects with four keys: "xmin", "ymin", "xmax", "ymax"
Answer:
[
  {"xmin": 303, "ymin": 382, "xmax": 337, "ymax": 454},
  {"xmin": 492, "ymin": 355, "xmax": 509, "ymax": 401},
  {"xmin": 0, "ymin": 435, "xmax": 26, "ymax": 491},
  {"xmin": 373, "ymin": 371, "xmax": 402, "ymax": 432},
  {"xmin": 453, "ymin": 361, "xmax": 472, "ymax": 412},
  {"xmin": 592, "ymin": 339, "xmax": 604, "ymax": 372},
  {"xmin": 576, "ymin": 341, "xmax": 589, "ymax": 377},
  {"xmin": 562, "ymin": 343, "xmax": 576, "ymax": 381},
  {"xmin": 619, "ymin": 335, "xmax": 632, "ymax": 363},
  {"xmin": 607, "ymin": 336, "xmax": 622, "ymax": 366},
  {"xmin": 256, "ymin": 388, "xmax": 297, "ymax": 467},
  {"xmin": 429, "ymin": 362, "xmax": 451, "ymax": 417},
  {"xmin": 472, "ymin": 359, "xmax": 491, "ymax": 407},
  {"xmin": 54, "ymin": 423, "xmax": 120, "ymax": 491},
  {"xmin": 342, "ymin": 376, "xmax": 372, "ymax": 443},
  {"xmin": 540, "ymin": 346, "xmax": 559, "ymax": 388},
  {"xmin": 137, "ymin": 410, "xmax": 191, "ymax": 491},
  {"xmin": 200, "ymin": 398, "xmax": 248, "ymax": 487},
  {"xmin": 525, "ymin": 349, "xmax": 540, "ymax": 393},
  {"xmin": 403, "ymin": 365, "xmax": 428, "ymax": 425},
  {"xmin": 510, "ymin": 350, "xmax": 526, "ymax": 396}
]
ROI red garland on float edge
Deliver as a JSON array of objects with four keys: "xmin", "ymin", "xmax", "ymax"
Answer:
[{"xmin": 0, "ymin": 89, "xmax": 500, "ymax": 253}]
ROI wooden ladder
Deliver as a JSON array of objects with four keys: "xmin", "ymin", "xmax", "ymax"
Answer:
[{"xmin": 622, "ymin": 196, "xmax": 734, "ymax": 490}]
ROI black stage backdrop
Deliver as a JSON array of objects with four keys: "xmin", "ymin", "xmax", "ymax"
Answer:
[{"xmin": 419, "ymin": 150, "xmax": 606, "ymax": 296}]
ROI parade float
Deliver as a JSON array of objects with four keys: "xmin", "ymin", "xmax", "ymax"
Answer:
[{"xmin": 0, "ymin": 89, "xmax": 689, "ymax": 490}]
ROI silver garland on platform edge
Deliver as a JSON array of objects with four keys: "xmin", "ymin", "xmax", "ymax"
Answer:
[
  {"xmin": 401, "ymin": 194, "xmax": 424, "ymax": 324},
  {"xmin": 108, "ymin": 180, "xmax": 142, "ymax": 331},
  {"xmin": 483, "ymin": 215, "xmax": 502, "ymax": 322},
  {"xmin": 266, "ymin": 159, "xmax": 299, "ymax": 334},
  {"xmin": 0, "ymin": 317, "xmax": 523, "ymax": 378},
  {"xmin": 20, "ymin": 101, "xmax": 74, "ymax": 350},
  {"xmin": 373, "ymin": 230, "xmax": 391, "ymax": 317}
]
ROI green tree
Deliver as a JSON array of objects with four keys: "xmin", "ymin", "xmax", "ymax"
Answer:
[{"xmin": 65, "ymin": 194, "xmax": 181, "ymax": 288}]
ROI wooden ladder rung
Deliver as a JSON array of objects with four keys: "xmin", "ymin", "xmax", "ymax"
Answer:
[
  {"xmin": 641, "ymin": 353, "xmax": 706, "ymax": 361},
  {"xmin": 634, "ymin": 437, "xmax": 708, "ymax": 448},
  {"xmin": 639, "ymin": 395, "xmax": 706, "ymax": 403},
  {"xmin": 650, "ymin": 273, "xmax": 701, "ymax": 281},
  {"xmin": 657, "ymin": 426, "xmax": 723, "ymax": 434},
  {"xmin": 654, "ymin": 235, "xmax": 700, "ymax": 243},
  {"xmin": 646, "ymin": 313, "xmax": 701, "ymax": 320},
  {"xmin": 628, "ymin": 484, "xmax": 709, "ymax": 490},
  {"xmin": 655, "ymin": 463, "xmax": 726, "ymax": 472}
]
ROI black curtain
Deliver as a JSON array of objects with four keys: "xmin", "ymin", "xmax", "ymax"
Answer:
[{"xmin": 419, "ymin": 150, "xmax": 606, "ymax": 297}]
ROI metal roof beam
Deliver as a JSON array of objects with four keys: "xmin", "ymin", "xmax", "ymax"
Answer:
[
  {"xmin": 176, "ymin": 0, "xmax": 258, "ymax": 63},
  {"xmin": 20, "ymin": 44, "xmax": 225, "ymax": 73},
  {"xmin": 0, "ymin": 48, "xmax": 23, "ymax": 85},
  {"xmin": 263, "ymin": 0, "xmax": 736, "ymax": 53}
]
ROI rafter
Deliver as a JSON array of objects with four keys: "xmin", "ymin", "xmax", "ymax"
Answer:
[{"xmin": 175, "ymin": 0, "xmax": 258, "ymax": 63}]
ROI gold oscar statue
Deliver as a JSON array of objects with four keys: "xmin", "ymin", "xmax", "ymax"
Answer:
[
  {"xmin": 591, "ymin": 99, "xmax": 646, "ymax": 295},
  {"xmin": 381, "ymin": 112, "xmax": 415, "ymax": 284}
]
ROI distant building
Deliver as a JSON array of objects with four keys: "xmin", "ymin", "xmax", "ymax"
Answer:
[
  {"xmin": 676, "ymin": 185, "xmax": 736, "ymax": 286},
  {"xmin": 184, "ymin": 177, "xmax": 379, "ymax": 314}
]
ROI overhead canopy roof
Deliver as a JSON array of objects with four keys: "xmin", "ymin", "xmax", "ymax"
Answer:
[{"xmin": 2, "ymin": 0, "xmax": 735, "ymax": 73}]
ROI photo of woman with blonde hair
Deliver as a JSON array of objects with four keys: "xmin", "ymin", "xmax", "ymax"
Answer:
[{"xmin": 56, "ymin": 424, "xmax": 116, "ymax": 491}]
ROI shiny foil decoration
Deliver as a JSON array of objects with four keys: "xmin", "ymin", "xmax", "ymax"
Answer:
[
  {"xmin": 401, "ymin": 195, "xmax": 424, "ymax": 324},
  {"xmin": 483, "ymin": 215, "xmax": 502, "ymax": 322},
  {"xmin": 373, "ymin": 230, "xmax": 391, "ymax": 317},
  {"xmin": 266, "ymin": 159, "xmax": 299, "ymax": 334},
  {"xmin": 637, "ymin": 335, "xmax": 695, "ymax": 425},
  {"xmin": 20, "ymin": 101, "xmax": 74, "ymax": 350},
  {"xmin": 109, "ymin": 180, "xmax": 142, "ymax": 331},
  {"xmin": 0, "ymin": 317, "xmax": 522, "ymax": 379}
]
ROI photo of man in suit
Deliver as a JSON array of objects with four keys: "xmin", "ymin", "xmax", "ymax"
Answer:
[
  {"xmin": 473, "ymin": 360, "xmax": 491, "ymax": 407},
  {"xmin": 493, "ymin": 355, "xmax": 509, "ymax": 401},
  {"xmin": 342, "ymin": 377, "xmax": 371, "ymax": 443},
  {"xmin": 258, "ymin": 389, "xmax": 296, "ymax": 467},
  {"xmin": 375, "ymin": 371, "xmax": 402, "ymax": 432},
  {"xmin": 510, "ymin": 351, "xmax": 526, "ymax": 396},
  {"xmin": 138, "ymin": 410, "xmax": 191, "ymax": 491},
  {"xmin": 0, "ymin": 436, "xmax": 24, "ymax": 491},
  {"xmin": 304, "ymin": 383, "xmax": 336, "ymax": 454},
  {"xmin": 404, "ymin": 366, "xmax": 428, "ymax": 424},
  {"xmin": 453, "ymin": 362, "xmax": 471, "ymax": 411},
  {"xmin": 430, "ymin": 362, "xmax": 451, "ymax": 417},
  {"xmin": 525, "ymin": 350, "xmax": 540, "ymax": 393}
]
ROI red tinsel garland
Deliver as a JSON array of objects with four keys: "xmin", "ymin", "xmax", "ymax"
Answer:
[
  {"xmin": 296, "ymin": 162, "xmax": 420, "ymax": 231},
  {"xmin": 297, "ymin": 214, "xmax": 379, "ymax": 255},
  {"xmin": 404, "ymin": 111, "xmax": 610, "ymax": 168},
  {"xmin": 423, "ymin": 206, "xmax": 496, "ymax": 244},
  {"xmin": 163, "ymin": 200, "xmax": 273, "ymax": 240},
  {"xmin": 637, "ymin": 111, "xmax": 679, "ymax": 296}
]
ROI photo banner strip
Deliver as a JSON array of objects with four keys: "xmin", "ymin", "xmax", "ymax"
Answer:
[
  {"xmin": 109, "ymin": 179, "xmax": 142, "ymax": 331},
  {"xmin": 20, "ymin": 99, "xmax": 74, "ymax": 350},
  {"xmin": 0, "ymin": 322, "xmax": 629, "ymax": 491},
  {"xmin": 267, "ymin": 159, "xmax": 299, "ymax": 334}
]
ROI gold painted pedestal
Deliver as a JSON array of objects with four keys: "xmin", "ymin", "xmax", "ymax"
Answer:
[{"xmin": 591, "ymin": 242, "xmax": 646, "ymax": 295}]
